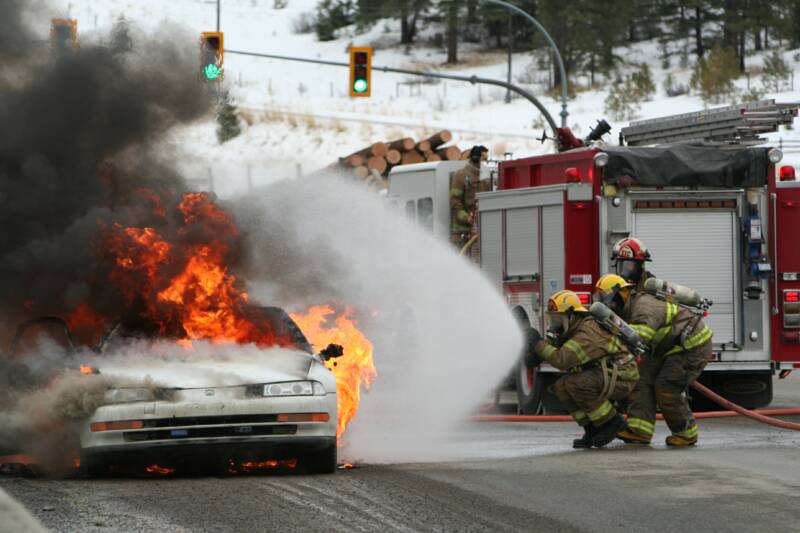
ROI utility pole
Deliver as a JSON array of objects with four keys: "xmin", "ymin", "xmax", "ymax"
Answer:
[{"xmin": 505, "ymin": 14, "xmax": 512, "ymax": 104}]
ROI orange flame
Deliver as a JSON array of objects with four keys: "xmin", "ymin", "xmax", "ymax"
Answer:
[
  {"xmin": 101, "ymin": 192, "xmax": 291, "ymax": 347},
  {"xmin": 290, "ymin": 306, "xmax": 376, "ymax": 442},
  {"xmin": 145, "ymin": 464, "xmax": 175, "ymax": 475},
  {"xmin": 79, "ymin": 365, "xmax": 94, "ymax": 375},
  {"xmin": 239, "ymin": 458, "xmax": 298, "ymax": 471}
]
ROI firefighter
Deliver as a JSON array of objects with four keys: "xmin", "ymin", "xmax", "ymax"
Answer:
[
  {"xmin": 611, "ymin": 237, "xmax": 654, "ymax": 290},
  {"xmin": 595, "ymin": 273, "xmax": 713, "ymax": 447},
  {"xmin": 450, "ymin": 145, "xmax": 489, "ymax": 246},
  {"xmin": 525, "ymin": 290, "xmax": 639, "ymax": 449}
]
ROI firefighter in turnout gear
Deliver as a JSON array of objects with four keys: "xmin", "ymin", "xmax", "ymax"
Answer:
[
  {"xmin": 611, "ymin": 237, "xmax": 654, "ymax": 291},
  {"xmin": 526, "ymin": 290, "xmax": 639, "ymax": 449},
  {"xmin": 595, "ymin": 273, "xmax": 713, "ymax": 447},
  {"xmin": 449, "ymin": 145, "xmax": 489, "ymax": 247}
]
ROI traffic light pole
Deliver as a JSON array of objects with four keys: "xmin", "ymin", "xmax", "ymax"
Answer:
[{"xmin": 225, "ymin": 49, "xmax": 559, "ymax": 135}]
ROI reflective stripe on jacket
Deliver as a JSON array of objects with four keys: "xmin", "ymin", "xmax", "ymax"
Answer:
[{"xmin": 534, "ymin": 315, "xmax": 638, "ymax": 381}]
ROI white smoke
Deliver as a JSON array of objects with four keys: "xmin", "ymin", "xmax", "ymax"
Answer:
[{"xmin": 236, "ymin": 175, "xmax": 522, "ymax": 463}]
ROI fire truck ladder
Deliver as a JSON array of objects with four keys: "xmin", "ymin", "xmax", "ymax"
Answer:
[{"xmin": 620, "ymin": 99, "xmax": 800, "ymax": 146}]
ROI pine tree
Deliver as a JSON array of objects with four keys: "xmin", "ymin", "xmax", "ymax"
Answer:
[
  {"xmin": 689, "ymin": 46, "xmax": 740, "ymax": 104},
  {"xmin": 216, "ymin": 91, "xmax": 242, "ymax": 144}
]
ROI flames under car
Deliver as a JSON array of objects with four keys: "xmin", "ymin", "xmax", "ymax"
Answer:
[{"xmin": 11, "ymin": 307, "xmax": 341, "ymax": 475}]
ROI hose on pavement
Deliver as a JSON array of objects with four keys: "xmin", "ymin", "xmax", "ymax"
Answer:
[{"xmin": 473, "ymin": 381, "xmax": 800, "ymax": 431}]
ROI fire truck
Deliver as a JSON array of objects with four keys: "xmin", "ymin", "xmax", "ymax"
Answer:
[{"xmin": 387, "ymin": 100, "xmax": 800, "ymax": 414}]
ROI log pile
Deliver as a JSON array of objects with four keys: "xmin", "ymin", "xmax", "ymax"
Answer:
[{"xmin": 331, "ymin": 130, "xmax": 469, "ymax": 188}]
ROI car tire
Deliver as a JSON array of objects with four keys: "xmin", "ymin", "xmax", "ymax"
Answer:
[
  {"xmin": 515, "ymin": 358, "xmax": 543, "ymax": 415},
  {"xmin": 78, "ymin": 455, "xmax": 108, "ymax": 479},
  {"xmin": 305, "ymin": 445, "xmax": 337, "ymax": 474}
]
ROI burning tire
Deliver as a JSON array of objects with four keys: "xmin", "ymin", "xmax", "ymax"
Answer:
[{"xmin": 304, "ymin": 444, "xmax": 337, "ymax": 474}]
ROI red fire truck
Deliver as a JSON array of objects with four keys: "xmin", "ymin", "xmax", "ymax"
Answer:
[
  {"xmin": 475, "ymin": 100, "xmax": 800, "ymax": 413},
  {"xmin": 387, "ymin": 100, "xmax": 800, "ymax": 414}
]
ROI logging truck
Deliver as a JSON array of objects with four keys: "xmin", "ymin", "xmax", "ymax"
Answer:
[{"xmin": 387, "ymin": 100, "xmax": 800, "ymax": 414}]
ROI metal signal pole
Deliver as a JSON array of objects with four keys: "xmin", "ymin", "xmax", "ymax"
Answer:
[{"xmin": 225, "ymin": 48, "xmax": 559, "ymax": 134}]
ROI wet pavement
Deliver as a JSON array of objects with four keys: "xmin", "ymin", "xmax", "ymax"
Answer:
[{"xmin": 2, "ymin": 375, "xmax": 799, "ymax": 533}]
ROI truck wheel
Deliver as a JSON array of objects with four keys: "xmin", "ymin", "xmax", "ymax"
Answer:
[
  {"xmin": 305, "ymin": 445, "xmax": 337, "ymax": 475},
  {"xmin": 515, "ymin": 358, "xmax": 543, "ymax": 415},
  {"xmin": 538, "ymin": 373, "xmax": 568, "ymax": 414},
  {"xmin": 693, "ymin": 372, "xmax": 773, "ymax": 411}
]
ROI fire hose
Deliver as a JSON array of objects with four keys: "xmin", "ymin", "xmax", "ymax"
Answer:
[{"xmin": 473, "ymin": 381, "xmax": 800, "ymax": 431}]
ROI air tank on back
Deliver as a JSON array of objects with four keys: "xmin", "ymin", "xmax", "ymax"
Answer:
[{"xmin": 643, "ymin": 278, "xmax": 703, "ymax": 307}]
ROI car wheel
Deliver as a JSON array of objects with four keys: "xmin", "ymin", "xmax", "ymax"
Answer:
[
  {"xmin": 305, "ymin": 445, "xmax": 337, "ymax": 475},
  {"xmin": 515, "ymin": 358, "xmax": 543, "ymax": 415},
  {"xmin": 78, "ymin": 455, "xmax": 108, "ymax": 479}
]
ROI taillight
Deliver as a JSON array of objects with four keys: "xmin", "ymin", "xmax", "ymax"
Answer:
[
  {"xmin": 90, "ymin": 420, "xmax": 144, "ymax": 432},
  {"xmin": 575, "ymin": 292, "xmax": 591, "ymax": 305},
  {"xmin": 784, "ymin": 290, "xmax": 800, "ymax": 329},
  {"xmin": 276, "ymin": 413, "xmax": 330, "ymax": 422}
]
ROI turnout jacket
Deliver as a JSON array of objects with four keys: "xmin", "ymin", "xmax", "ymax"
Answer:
[
  {"xmin": 623, "ymin": 291, "xmax": 712, "ymax": 356},
  {"xmin": 533, "ymin": 315, "xmax": 639, "ymax": 381}
]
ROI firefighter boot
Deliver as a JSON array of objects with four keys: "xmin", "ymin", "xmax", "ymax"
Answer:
[
  {"xmin": 572, "ymin": 425, "xmax": 598, "ymax": 449},
  {"xmin": 666, "ymin": 433, "xmax": 698, "ymax": 447},
  {"xmin": 592, "ymin": 414, "xmax": 627, "ymax": 448},
  {"xmin": 617, "ymin": 428, "xmax": 652, "ymax": 445}
]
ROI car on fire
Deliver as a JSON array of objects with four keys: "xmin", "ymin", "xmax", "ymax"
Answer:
[{"xmin": 11, "ymin": 308, "xmax": 341, "ymax": 475}]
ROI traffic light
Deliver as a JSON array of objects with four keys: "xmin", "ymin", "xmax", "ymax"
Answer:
[
  {"xmin": 50, "ymin": 19, "xmax": 77, "ymax": 54},
  {"xmin": 200, "ymin": 31, "xmax": 224, "ymax": 81},
  {"xmin": 349, "ymin": 47, "xmax": 372, "ymax": 97}
]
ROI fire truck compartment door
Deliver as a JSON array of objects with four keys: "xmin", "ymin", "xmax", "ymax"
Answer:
[
  {"xmin": 541, "ymin": 205, "xmax": 565, "ymax": 304},
  {"xmin": 480, "ymin": 211, "xmax": 503, "ymax": 289},
  {"xmin": 506, "ymin": 208, "xmax": 539, "ymax": 276},
  {"xmin": 632, "ymin": 210, "xmax": 739, "ymax": 347}
]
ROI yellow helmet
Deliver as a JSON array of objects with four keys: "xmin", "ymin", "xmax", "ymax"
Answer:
[
  {"xmin": 595, "ymin": 274, "xmax": 633, "ymax": 304},
  {"xmin": 547, "ymin": 290, "xmax": 588, "ymax": 314}
]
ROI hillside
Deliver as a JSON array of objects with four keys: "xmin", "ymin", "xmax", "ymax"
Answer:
[{"xmin": 46, "ymin": 0, "xmax": 800, "ymax": 196}]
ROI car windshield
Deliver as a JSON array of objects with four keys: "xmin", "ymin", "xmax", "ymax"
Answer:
[{"xmin": 97, "ymin": 306, "xmax": 314, "ymax": 355}]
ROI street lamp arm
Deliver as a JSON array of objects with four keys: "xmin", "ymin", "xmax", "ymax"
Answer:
[{"xmin": 226, "ymin": 49, "xmax": 559, "ymax": 134}]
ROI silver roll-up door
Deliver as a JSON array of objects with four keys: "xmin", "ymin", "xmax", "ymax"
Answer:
[
  {"xmin": 506, "ymin": 207, "xmax": 539, "ymax": 276},
  {"xmin": 480, "ymin": 211, "xmax": 503, "ymax": 288},
  {"xmin": 632, "ymin": 210, "xmax": 738, "ymax": 346},
  {"xmin": 541, "ymin": 205, "xmax": 565, "ymax": 303}
]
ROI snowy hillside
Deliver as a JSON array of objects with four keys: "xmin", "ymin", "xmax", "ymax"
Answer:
[{"xmin": 47, "ymin": 0, "xmax": 800, "ymax": 196}]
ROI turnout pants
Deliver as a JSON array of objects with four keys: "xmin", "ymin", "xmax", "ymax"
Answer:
[
  {"xmin": 554, "ymin": 366, "xmax": 636, "ymax": 428},
  {"xmin": 626, "ymin": 341, "xmax": 712, "ymax": 441}
]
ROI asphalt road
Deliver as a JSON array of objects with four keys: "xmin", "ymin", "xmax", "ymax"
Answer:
[{"xmin": 2, "ymin": 375, "xmax": 800, "ymax": 533}]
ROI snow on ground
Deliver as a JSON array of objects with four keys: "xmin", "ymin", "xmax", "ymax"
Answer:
[{"xmin": 46, "ymin": 0, "xmax": 800, "ymax": 195}]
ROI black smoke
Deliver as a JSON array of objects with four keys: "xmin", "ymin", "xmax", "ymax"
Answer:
[{"xmin": 0, "ymin": 2, "xmax": 215, "ymax": 342}]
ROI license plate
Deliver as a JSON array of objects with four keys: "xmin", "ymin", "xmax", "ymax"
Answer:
[{"xmin": 170, "ymin": 429, "xmax": 188, "ymax": 438}]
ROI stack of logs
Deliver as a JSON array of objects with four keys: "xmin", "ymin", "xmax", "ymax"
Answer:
[{"xmin": 333, "ymin": 130, "xmax": 468, "ymax": 186}]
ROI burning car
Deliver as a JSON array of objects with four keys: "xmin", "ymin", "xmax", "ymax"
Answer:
[{"xmin": 10, "ymin": 309, "xmax": 344, "ymax": 476}]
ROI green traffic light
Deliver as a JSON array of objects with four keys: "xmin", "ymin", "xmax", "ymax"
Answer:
[
  {"xmin": 353, "ymin": 79, "xmax": 368, "ymax": 93},
  {"xmin": 203, "ymin": 63, "xmax": 222, "ymax": 80}
]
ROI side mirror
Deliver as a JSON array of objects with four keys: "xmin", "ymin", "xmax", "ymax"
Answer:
[{"xmin": 319, "ymin": 343, "xmax": 344, "ymax": 361}]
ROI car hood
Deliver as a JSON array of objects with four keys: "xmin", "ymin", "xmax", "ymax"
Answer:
[{"xmin": 95, "ymin": 348, "xmax": 318, "ymax": 389}]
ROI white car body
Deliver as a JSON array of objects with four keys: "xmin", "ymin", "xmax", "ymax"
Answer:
[{"xmin": 81, "ymin": 348, "xmax": 338, "ymax": 474}]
